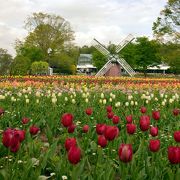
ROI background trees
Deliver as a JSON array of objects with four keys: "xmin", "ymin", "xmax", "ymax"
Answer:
[
  {"xmin": 10, "ymin": 56, "xmax": 31, "ymax": 75},
  {"xmin": 12, "ymin": 12, "xmax": 77, "ymax": 75},
  {"xmin": 0, "ymin": 48, "xmax": 13, "ymax": 75},
  {"xmin": 152, "ymin": 0, "xmax": 180, "ymax": 43}
]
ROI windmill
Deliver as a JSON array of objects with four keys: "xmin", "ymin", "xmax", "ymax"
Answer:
[{"xmin": 93, "ymin": 34, "xmax": 136, "ymax": 77}]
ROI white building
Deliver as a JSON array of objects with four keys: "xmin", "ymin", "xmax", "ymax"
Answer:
[{"xmin": 77, "ymin": 54, "xmax": 97, "ymax": 74}]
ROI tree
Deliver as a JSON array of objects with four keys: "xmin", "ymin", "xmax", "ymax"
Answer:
[
  {"xmin": 15, "ymin": 40, "xmax": 44, "ymax": 63},
  {"xmin": 24, "ymin": 12, "xmax": 74, "ymax": 62},
  {"xmin": 10, "ymin": 56, "xmax": 31, "ymax": 75},
  {"xmin": 92, "ymin": 50, "xmax": 107, "ymax": 70},
  {"xmin": 134, "ymin": 37, "xmax": 161, "ymax": 76},
  {"xmin": 152, "ymin": 0, "xmax": 180, "ymax": 42},
  {"xmin": 49, "ymin": 53, "xmax": 76, "ymax": 74},
  {"xmin": 31, "ymin": 61, "xmax": 49, "ymax": 75},
  {"xmin": 159, "ymin": 43, "xmax": 180, "ymax": 74},
  {"xmin": 0, "ymin": 48, "xmax": 13, "ymax": 75},
  {"xmin": 119, "ymin": 43, "xmax": 136, "ymax": 68}
]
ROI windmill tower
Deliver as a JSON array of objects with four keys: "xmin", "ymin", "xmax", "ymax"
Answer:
[{"xmin": 93, "ymin": 34, "xmax": 136, "ymax": 77}]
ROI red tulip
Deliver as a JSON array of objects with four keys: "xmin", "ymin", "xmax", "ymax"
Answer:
[
  {"xmin": 126, "ymin": 124, "xmax": 136, "ymax": 134},
  {"xmin": 173, "ymin": 109, "xmax": 180, "ymax": 116},
  {"xmin": 104, "ymin": 126, "xmax": 119, "ymax": 141},
  {"xmin": 0, "ymin": 108, "xmax": 5, "ymax": 116},
  {"xmin": 61, "ymin": 113, "xmax": 73, "ymax": 127},
  {"xmin": 15, "ymin": 129, "xmax": 26, "ymax": 142},
  {"xmin": 22, "ymin": 117, "xmax": 29, "ymax": 124},
  {"xmin": 82, "ymin": 125, "xmax": 89, "ymax": 133},
  {"xmin": 152, "ymin": 110, "xmax": 160, "ymax": 120},
  {"xmin": 140, "ymin": 115, "xmax": 150, "ymax": 131},
  {"xmin": 112, "ymin": 115, "xmax": 120, "ymax": 124},
  {"xmin": 85, "ymin": 108, "xmax": 93, "ymax": 116},
  {"xmin": 68, "ymin": 124, "xmax": 76, "ymax": 133},
  {"xmin": 150, "ymin": 127, "xmax": 158, "ymax": 137},
  {"xmin": 68, "ymin": 146, "xmax": 81, "ymax": 164},
  {"xmin": 174, "ymin": 131, "xmax": 180, "ymax": 142},
  {"xmin": 98, "ymin": 135, "xmax": 108, "ymax": 148},
  {"xmin": 168, "ymin": 146, "xmax": 180, "ymax": 164},
  {"xmin": 106, "ymin": 106, "xmax": 112, "ymax": 113},
  {"xmin": 9, "ymin": 135, "xmax": 20, "ymax": 153},
  {"xmin": 126, "ymin": 115, "xmax": 133, "ymax": 124},
  {"xmin": 96, "ymin": 124, "xmax": 106, "ymax": 135},
  {"xmin": 29, "ymin": 125, "xmax": 39, "ymax": 135},
  {"xmin": 2, "ymin": 128, "xmax": 14, "ymax": 147},
  {"xmin": 118, "ymin": 144, "xmax": 133, "ymax": 163},
  {"xmin": 64, "ymin": 138, "xmax": 77, "ymax": 151},
  {"xmin": 107, "ymin": 112, "xmax": 114, "ymax": 119},
  {"xmin": 2, "ymin": 128, "xmax": 21, "ymax": 153},
  {"xmin": 140, "ymin": 106, "xmax": 147, "ymax": 114},
  {"xmin": 149, "ymin": 140, "xmax": 160, "ymax": 152}
]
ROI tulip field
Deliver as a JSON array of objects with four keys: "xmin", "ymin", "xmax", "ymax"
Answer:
[{"xmin": 0, "ymin": 76, "xmax": 179, "ymax": 180}]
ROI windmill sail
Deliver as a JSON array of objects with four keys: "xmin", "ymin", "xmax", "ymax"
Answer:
[
  {"xmin": 93, "ymin": 39, "xmax": 110, "ymax": 57},
  {"xmin": 95, "ymin": 60, "xmax": 113, "ymax": 76},
  {"xmin": 115, "ymin": 34, "xmax": 134, "ymax": 53},
  {"xmin": 117, "ymin": 58, "xmax": 136, "ymax": 76},
  {"xmin": 92, "ymin": 34, "xmax": 136, "ymax": 77}
]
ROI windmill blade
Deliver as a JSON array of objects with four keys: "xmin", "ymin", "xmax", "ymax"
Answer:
[
  {"xmin": 116, "ymin": 34, "xmax": 135, "ymax": 53},
  {"xmin": 93, "ymin": 38, "xmax": 110, "ymax": 57},
  {"xmin": 117, "ymin": 58, "xmax": 136, "ymax": 77},
  {"xmin": 95, "ymin": 60, "xmax": 113, "ymax": 76}
]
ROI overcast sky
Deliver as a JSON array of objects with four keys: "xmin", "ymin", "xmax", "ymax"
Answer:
[{"xmin": 0, "ymin": 0, "xmax": 167, "ymax": 56}]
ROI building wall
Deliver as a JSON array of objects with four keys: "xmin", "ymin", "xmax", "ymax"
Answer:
[{"xmin": 105, "ymin": 64, "xmax": 121, "ymax": 76}]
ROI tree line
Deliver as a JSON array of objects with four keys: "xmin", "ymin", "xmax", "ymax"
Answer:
[{"xmin": 0, "ymin": 0, "xmax": 179, "ymax": 75}]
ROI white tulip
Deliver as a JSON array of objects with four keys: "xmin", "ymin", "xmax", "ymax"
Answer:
[
  {"xmin": 72, "ymin": 99, "xmax": 76, "ymax": 104},
  {"xmin": 26, "ymin": 99, "xmax": 29, "ymax": 104},
  {"xmin": 103, "ymin": 99, "xmax": 107, "ymax": 105},
  {"xmin": 130, "ymin": 101, "xmax": 134, "ymax": 106},
  {"xmin": 58, "ymin": 92, "xmax": 62, "ymax": 97},
  {"xmin": 0, "ymin": 95, "xmax": 5, "ymax": 99},
  {"xmin": 125, "ymin": 102, "xmax": 129, "ymax": 106},
  {"xmin": 101, "ymin": 93, "xmax": 104, "ymax": 99}
]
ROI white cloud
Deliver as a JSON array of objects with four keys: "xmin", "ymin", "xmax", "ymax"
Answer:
[{"xmin": 0, "ymin": 0, "xmax": 167, "ymax": 56}]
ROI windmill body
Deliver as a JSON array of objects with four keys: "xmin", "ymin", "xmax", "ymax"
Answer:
[{"xmin": 93, "ymin": 34, "xmax": 136, "ymax": 77}]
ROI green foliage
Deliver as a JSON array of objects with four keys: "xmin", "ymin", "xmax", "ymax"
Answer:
[
  {"xmin": 92, "ymin": 50, "xmax": 107, "ymax": 70},
  {"xmin": 10, "ymin": 55, "xmax": 31, "ymax": 75},
  {"xmin": 24, "ymin": 12, "xmax": 74, "ymax": 61},
  {"xmin": 15, "ymin": 40, "xmax": 44, "ymax": 62},
  {"xmin": 159, "ymin": 43, "xmax": 180, "ymax": 74},
  {"xmin": 49, "ymin": 53, "xmax": 75, "ymax": 74},
  {"xmin": 0, "ymin": 48, "xmax": 13, "ymax": 75},
  {"xmin": 134, "ymin": 37, "xmax": 161, "ymax": 75},
  {"xmin": 152, "ymin": 0, "xmax": 180, "ymax": 42},
  {"xmin": 119, "ymin": 43, "xmax": 136, "ymax": 68},
  {"xmin": 31, "ymin": 61, "xmax": 49, "ymax": 75}
]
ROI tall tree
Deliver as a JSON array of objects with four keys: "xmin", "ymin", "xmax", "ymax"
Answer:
[
  {"xmin": 134, "ymin": 37, "xmax": 161, "ymax": 76},
  {"xmin": 15, "ymin": 40, "xmax": 44, "ymax": 63},
  {"xmin": 119, "ymin": 43, "xmax": 136, "ymax": 68},
  {"xmin": 10, "ymin": 55, "xmax": 31, "ymax": 75},
  {"xmin": 24, "ymin": 12, "xmax": 74, "ymax": 62},
  {"xmin": 159, "ymin": 43, "xmax": 180, "ymax": 74},
  {"xmin": 152, "ymin": 0, "xmax": 180, "ymax": 42},
  {"xmin": 0, "ymin": 48, "xmax": 13, "ymax": 75}
]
